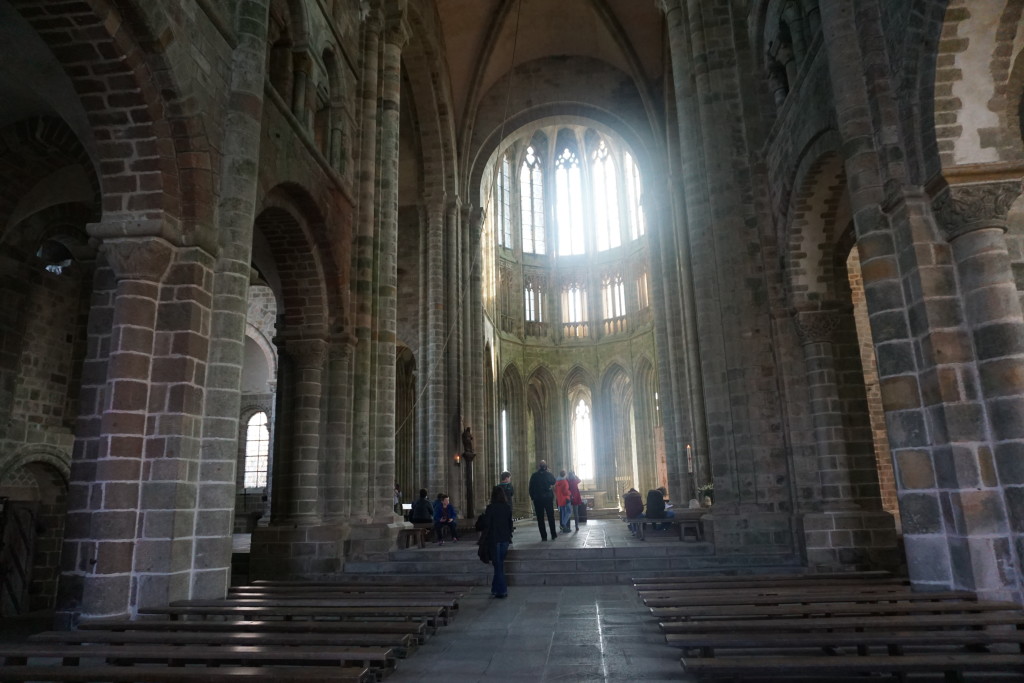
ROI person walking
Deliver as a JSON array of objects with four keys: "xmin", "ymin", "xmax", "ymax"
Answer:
[
  {"xmin": 497, "ymin": 471, "xmax": 514, "ymax": 504},
  {"xmin": 479, "ymin": 485, "xmax": 514, "ymax": 598},
  {"xmin": 528, "ymin": 460, "xmax": 557, "ymax": 540}
]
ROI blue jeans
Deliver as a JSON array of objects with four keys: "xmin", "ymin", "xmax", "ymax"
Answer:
[
  {"xmin": 491, "ymin": 541, "xmax": 510, "ymax": 597},
  {"xmin": 653, "ymin": 510, "xmax": 675, "ymax": 530},
  {"xmin": 559, "ymin": 504, "xmax": 572, "ymax": 530}
]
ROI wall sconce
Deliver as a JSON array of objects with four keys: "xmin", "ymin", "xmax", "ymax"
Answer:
[{"xmin": 453, "ymin": 453, "xmax": 461, "ymax": 466}]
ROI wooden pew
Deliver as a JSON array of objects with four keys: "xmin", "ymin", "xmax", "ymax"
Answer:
[
  {"xmin": 665, "ymin": 628, "xmax": 1024, "ymax": 657},
  {"xmin": 0, "ymin": 664, "xmax": 372, "ymax": 682},
  {"xmin": 633, "ymin": 570, "xmax": 895, "ymax": 586},
  {"xmin": 78, "ymin": 618, "xmax": 428, "ymax": 643},
  {"xmin": 249, "ymin": 580, "xmax": 471, "ymax": 590},
  {"xmin": 659, "ymin": 610, "xmax": 1024, "ymax": 635},
  {"xmin": 680, "ymin": 652, "xmax": 1024, "ymax": 680},
  {"xmin": 140, "ymin": 603, "xmax": 449, "ymax": 628},
  {"xmin": 625, "ymin": 509, "xmax": 706, "ymax": 541},
  {"xmin": 635, "ymin": 580, "xmax": 913, "ymax": 597},
  {"xmin": 651, "ymin": 599, "xmax": 1020, "ymax": 621},
  {"xmin": 0, "ymin": 643, "xmax": 394, "ymax": 673},
  {"xmin": 32, "ymin": 628, "xmax": 418, "ymax": 658},
  {"xmin": 182, "ymin": 596, "xmax": 459, "ymax": 610},
  {"xmin": 642, "ymin": 589, "xmax": 978, "ymax": 609}
]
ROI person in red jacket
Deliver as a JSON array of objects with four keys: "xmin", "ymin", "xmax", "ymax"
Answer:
[
  {"xmin": 567, "ymin": 470, "xmax": 583, "ymax": 531},
  {"xmin": 554, "ymin": 470, "xmax": 572, "ymax": 533}
]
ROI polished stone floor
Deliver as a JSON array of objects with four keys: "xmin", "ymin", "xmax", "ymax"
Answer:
[{"xmin": 387, "ymin": 583, "xmax": 691, "ymax": 683}]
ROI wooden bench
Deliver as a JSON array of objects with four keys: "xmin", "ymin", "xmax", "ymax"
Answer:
[
  {"xmin": 642, "ymin": 589, "xmax": 978, "ymax": 609},
  {"xmin": 635, "ymin": 578, "xmax": 911, "ymax": 594},
  {"xmin": 625, "ymin": 509, "xmax": 707, "ymax": 541},
  {"xmin": 651, "ymin": 599, "xmax": 1020, "ymax": 621},
  {"xmin": 680, "ymin": 652, "xmax": 1024, "ymax": 680},
  {"xmin": 0, "ymin": 665, "xmax": 372, "ymax": 682},
  {"xmin": 660, "ymin": 610, "xmax": 1024, "ymax": 635},
  {"xmin": 78, "ymin": 618, "xmax": 429, "ymax": 642},
  {"xmin": 0, "ymin": 643, "xmax": 395, "ymax": 673},
  {"xmin": 665, "ymin": 628, "xmax": 1024, "ymax": 657},
  {"xmin": 140, "ymin": 603, "xmax": 449, "ymax": 628},
  {"xmin": 232, "ymin": 584, "xmax": 467, "ymax": 595},
  {"xmin": 33, "ymin": 628, "xmax": 418, "ymax": 658},
  {"xmin": 397, "ymin": 525, "xmax": 430, "ymax": 548},
  {"xmin": 633, "ymin": 570, "xmax": 895, "ymax": 585}
]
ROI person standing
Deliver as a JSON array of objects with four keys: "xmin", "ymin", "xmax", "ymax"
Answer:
[
  {"xmin": 480, "ymin": 485, "xmax": 514, "ymax": 598},
  {"xmin": 566, "ymin": 470, "xmax": 583, "ymax": 531},
  {"xmin": 498, "ymin": 471, "xmax": 514, "ymax": 504},
  {"xmin": 528, "ymin": 460, "xmax": 557, "ymax": 541},
  {"xmin": 555, "ymin": 470, "xmax": 572, "ymax": 533}
]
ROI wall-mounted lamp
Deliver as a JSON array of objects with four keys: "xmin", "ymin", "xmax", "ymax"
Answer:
[{"xmin": 453, "ymin": 453, "xmax": 461, "ymax": 466}]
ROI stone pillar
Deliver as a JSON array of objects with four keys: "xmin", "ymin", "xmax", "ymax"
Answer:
[
  {"xmin": 57, "ymin": 235, "xmax": 175, "ymax": 625},
  {"xmin": 282, "ymin": 338, "xmax": 327, "ymax": 524},
  {"xmin": 323, "ymin": 336, "xmax": 355, "ymax": 523},
  {"xmin": 196, "ymin": 0, "xmax": 271, "ymax": 600},
  {"xmin": 369, "ymin": 2, "xmax": 408, "ymax": 527},
  {"xmin": 933, "ymin": 178, "xmax": 1024, "ymax": 598},
  {"xmin": 793, "ymin": 308, "xmax": 856, "ymax": 508},
  {"xmin": 466, "ymin": 206, "xmax": 485, "ymax": 460},
  {"xmin": 348, "ymin": 4, "xmax": 381, "ymax": 526},
  {"xmin": 424, "ymin": 197, "xmax": 447, "ymax": 497}
]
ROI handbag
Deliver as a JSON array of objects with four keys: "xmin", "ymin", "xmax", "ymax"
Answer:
[{"xmin": 477, "ymin": 527, "xmax": 492, "ymax": 564}]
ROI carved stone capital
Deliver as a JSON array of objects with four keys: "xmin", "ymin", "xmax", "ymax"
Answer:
[
  {"xmin": 288, "ymin": 338, "xmax": 328, "ymax": 370},
  {"xmin": 100, "ymin": 237, "xmax": 174, "ymax": 283},
  {"xmin": 656, "ymin": 0, "xmax": 682, "ymax": 16},
  {"xmin": 793, "ymin": 309, "xmax": 842, "ymax": 345},
  {"xmin": 932, "ymin": 180, "xmax": 1023, "ymax": 241},
  {"xmin": 384, "ymin": 0, "xmax": 410, "ymax": 48}
]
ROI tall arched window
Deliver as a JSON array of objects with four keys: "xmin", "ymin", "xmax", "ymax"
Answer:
[
  {"xmin": 624, "ymin": 152, "xmax": 645, "ymax": 239},
  {"xmin": 562, "ymin": 282, "xmax": 588, "ymax": 338},
  {"xmin": 497, "ymin": 154, "xmax": 513, "ymax": 248},
  {"xmin": 592, "ymin": 139, "xmax": 621, "ymax": 252},
  {"xmin": 244, "ymin": 412, "xmax": 270, "ymax": 488},
  {"xmin": 572, "ymin": 397, "xmax": 594, "ymax": 480},
  {"xmin": 520, "ymin": 145, "xmax": 545, "ymax": 254},
  {"xmin": 555, "ymin": 140, "xmax": 585, "ymax": 256}
]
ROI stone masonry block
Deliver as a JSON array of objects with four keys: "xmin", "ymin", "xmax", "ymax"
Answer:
[
  {"xmin": 994, "ymin": 442, "xmax": 1024, "ymax": 485},
  {"xmin": 899, "ymin": 492, "xmax": 943, "ymax": 534},
  {"xmin": 895, "ymin": 449, "xmax": 935, "ymax": 489}
]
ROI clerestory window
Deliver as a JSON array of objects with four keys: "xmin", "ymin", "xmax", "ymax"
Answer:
[{"xmin": 244, "ymin": 411, "xmax": 270, "ymax": 488}]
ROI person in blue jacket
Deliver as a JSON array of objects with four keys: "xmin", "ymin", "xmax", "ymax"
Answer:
[{"xmin": 432, "ymin": 493, "xmax": 459, "ymax": 545}]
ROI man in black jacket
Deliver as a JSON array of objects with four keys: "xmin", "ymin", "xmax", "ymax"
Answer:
[{"xmin": 528, "ymin": 460, "xmax": 558, "ymax": 540}]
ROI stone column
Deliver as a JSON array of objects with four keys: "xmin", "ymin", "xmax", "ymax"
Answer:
[
  {"xmin": 281, "ymin": 338, "xmax": 327, "ymax": 524},
  {"xmin": 793, "ymin": 308, "xmax": 856, "ymax": 508},
  {"xmin": 369, "ymin": 2, "xmax": 408, "ymax": 526},
  {"xmin": 323, "ymin": 335, "xmax": 355, "ymax": 523},
  {"xmin": 57, "ymin": 235, "xmax": 174, "ymax": 626},
  {"xmin": 424, "ymin": 196, "xmax": 447, "ymax": 497},
  {"xmin": 196, "ymin": 0, "xmax": 271, "ymax": 599},
  {"xmin": 349, "ymin": 4, "xmax": 381, "ymax": 526},
  {"xmin": 934, "ymin": 178, "xmax": 1024, "ymax": 598}
]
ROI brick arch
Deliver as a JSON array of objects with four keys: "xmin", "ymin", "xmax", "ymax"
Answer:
[
  {"xmin": 785, "ymin": 134, "xmax": 849, "ymax": 308},
  {"xmin": 7, "ymin": 0, "xmax": 214, "ymax": 239},
  {"xmin": 0, "ymin": 117, "xmax": 100, "ymax": 241},
  {"xmin": 0, "ymin": 445, "xmax": 71, "ymax": 489},
  {"xmin": 255, "ymin": 184, "xmax": 343, "ymax": 339},
  {"xmin": 3, "ymin": 202, "xmax": 97, "ymax": 264}
]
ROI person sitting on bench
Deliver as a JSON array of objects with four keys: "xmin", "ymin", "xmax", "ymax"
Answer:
[
  {"xmin": 410, "ymin": 488, "xmax": 433, "ymax": 523},
  {"xmin": 623, "ymin": 487, "xmax": 644, "ymax": 535},
  {"xmin": 432, "ymin": 493, "xmax": 459, "ymax": 545},
  {"xmin": 646, "ymin": 486, "xmax": 675, "ymax": 531}
]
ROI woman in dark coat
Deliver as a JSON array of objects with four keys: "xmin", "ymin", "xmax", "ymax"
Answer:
[{"xmin": 481, "ymin": 484, "xmax": 514, "ymax": 598}]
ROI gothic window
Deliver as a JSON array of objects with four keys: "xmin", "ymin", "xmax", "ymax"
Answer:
[
  {"xmin": 593, "ymin": 139, "xmax": 621, "ymax": 252},
  {"xmin": 624, "ymin": 152, "xmax": 645, "ymax": 239},
  {"xmin": 602, "ymin": 275, "xmax": 626, "ymax": 319},
  {"xmin": 555, "ymin": 136, "xmax": 585, "ymax": 256},
  {"xmin": 520, "ymin": 145, "xmax": 545, "ymax": 254},
  {"xmin": 497, "ymin": 154, "xmax": 513, "ymax": 248},
  {"xmin": 244, "ymin": 411, "xmax": 270, "ymax": 488},
  {"xmin": 524, "ymin": 280, "xmax": 543, "ymax": 322},
  {"xmin": 562, "ymin": 282, "xmax": 589, "ymax": 338},
  {"xmin": 636, "ymin": 271, "xmax": 649, "ymax": 309},
  {"xmin": 572, "ymin": 397, "xmax": 595, "ymax": 480}
]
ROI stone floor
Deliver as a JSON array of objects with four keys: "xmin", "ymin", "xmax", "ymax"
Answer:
[{"xmin": 387, "ymin": 583, "xmax": 691, "ymax": 682}]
